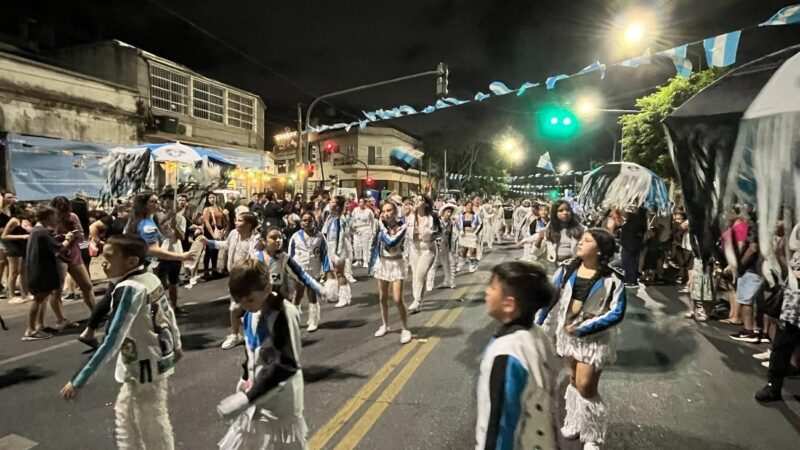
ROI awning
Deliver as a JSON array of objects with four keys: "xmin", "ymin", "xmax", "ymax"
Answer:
[
  {"xmin": 142, "ymin": 143, "xmax": 233, "ymax": 166},
  {"xmin": 5, "ymin": 133, "xmax": 111, "ymax": 201},
  {"xmin": 211, "ymin": 146, "xmax": 270, "ymax": 170}
]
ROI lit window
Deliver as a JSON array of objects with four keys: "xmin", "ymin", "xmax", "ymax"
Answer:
[
  {"xmin": 193, "ymin": 80, "xmax": 225, "ymax": 123},
  {"xmin": 150, "ymin": 64, "xmax": 189, "ymax": 114}
]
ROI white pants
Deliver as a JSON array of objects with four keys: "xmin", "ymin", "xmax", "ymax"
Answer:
[
  {"xmin": 439, "ymin": 247, "xmax": 456, "ymax": 286},
  {"xmin": 115, "ymin": 379, "xmax": 174, "ymax": 450},
  {"xmin": 409, "ymin": 244, "xmax": 436, "ymax": 304},
  {"xmin": 426, "ymin": 245, "xmax": 438, "ymax": 291},
  {"xmin": 353, "ymin": 227, "xmax": 373, "ymax": 264}
]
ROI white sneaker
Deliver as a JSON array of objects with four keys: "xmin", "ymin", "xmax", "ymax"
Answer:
[
  {"xmin": 408, "ymin": 300, "xmax": 421, "ymax": 314},
  {"xmin": 561, "ymin": 425, "xmax": 579, "ymax": 440},
  {"xmin": 584, "ymin": 442, "xmax": 601, "ymax": 450},
  {"xmin": 8, "ymin": 296, "xmax": 30, "ymax": 305},
  {"xmin": 400, "ymin": 329, "xmax": 412, "ymax": 344},
  {"xmin": 761, "ymin": 360, "xmax": 770, "ymax": 368},
  {"xmin": 374, "ymin": 325, "xmax": 389, "ymax": 337},
  {"xmin": 307, "ymin": 304, "xmax": 320, "ymax": 332},
  {"xmin": 346, "ymin": 275, "xmax": 358, "ymax": 283},
  {"xmin": 753, "ymin": 349, "xmax": 771, "ymax": 361},
  {"xmin": 221, "ymin": 334, "xmax": 244, "ymax": 350}
]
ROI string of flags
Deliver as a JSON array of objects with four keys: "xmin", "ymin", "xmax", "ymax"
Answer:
[
  {"xmin": 307, "ymin": 4, "xmax": 800, "ymax": 135},
  {"xmin": 446, "ymin": 171, "xmax": 585, "ymax": 182}
]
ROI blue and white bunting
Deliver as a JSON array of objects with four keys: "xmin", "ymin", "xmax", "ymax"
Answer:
[
  {"xmin": 489, "ymin": 81, "xmax": 514, "ymax": 96},
  {"xmin": 620, "ymin": 49, "xmax": 652, "ymax": 68},
  {"xmin": 474, "ymin": 92, "xmax": 491, "ymax": 102},
  {"xmin": 703, "ymin": 30, "xmax": 741, "ymax": 68},
  {"xmin": 659, "ymin": 45, "xmax": 693, "ymax": 78},
  {"xmin": 577, "ymin": 61, "xmax": 607, "ymax": 79},
  {"xmin": 537, "ymin": 152, "xmax": 555, "ymax": 172},
  {"xmin": 517, "ymin": 82, "xmax": 539, "ymax": 96},
  {"xmin": 760, "ymin": 4, "xmax": 800, "ymax": 26},
  {"xmin": 545, "ymin": 74, "xmax": 569, "ymax": 90}
]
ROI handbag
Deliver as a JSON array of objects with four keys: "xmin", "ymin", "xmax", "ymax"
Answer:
[{"xmin": 211, "ymin": 209, "xmax": 225, "ymax": 240}]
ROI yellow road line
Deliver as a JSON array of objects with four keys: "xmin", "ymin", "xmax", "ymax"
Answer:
[
  {"xmin": 308, "ymin": 308, "xmax": 450, "ymax": 449},
  {"xmin": 333, "ymin": 306, "xmax": 465, "ymax": 450}
]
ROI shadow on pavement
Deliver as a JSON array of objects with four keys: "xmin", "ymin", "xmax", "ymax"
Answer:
[
  {"xmin": 181, "ymin": 332, "xmax": 219, "ymax": 351},
  {"xmin": 697, "ymin": 329, "xmax": 764, "ymax": 376},
  {"xmin": 0, "ymin": 365, "xmax": 54, "ymax": 389},
  {"xmin": 303, "ymin": 364, "xmax": 367, "ymax": 384},
  {"xmin": 177, "ymin": 300, "xmax": 230, "ymax": 330},
  {"xmin": 607, "ymin": 423, "xmax": 750, "ymax": 449},
  {"xmin": 318, "ymin": 319, "xmax": 368, "ymax": 330}
]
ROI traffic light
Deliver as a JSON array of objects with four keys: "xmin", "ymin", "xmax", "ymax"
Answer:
[
  {"xmin": 436, "ymin": 62, "xmax": 449, "ymax": 97},
  {"xmin": 306, "ymin": 163, "xmax": 316, "ymax": 178},
  {"xmin": 365, "ymin": 176, "xmax": 375, "ymax": 187},
  {"xmin": 536, "ymin": 104, "xmax": 579, "ymax": 140},
  {"xmin": 322, "ymin": 140, "xmax": 339, "ymax": 154},
  {"xmin": 548, "ymin": 189, "xmax": 561, "ymax": 201},
  {"xmin": 309, "ymin": 145, "xmax": 319, "ymax": 163}
]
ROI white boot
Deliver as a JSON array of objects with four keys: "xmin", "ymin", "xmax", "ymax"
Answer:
[
  {"xmin": 408, "ymin": 300, "xmax": 421, "ymax": 314},
  {"xmin": 335, "ymin": 284, "xmax": 351, "ymax": 308},
  {"xmin": 561, "ymin": 384, "xmax": 580, "ymax": 440},
  {"xmin": 325, "ymin": 279, "xmax": 339, "ymax": 303},
  {"xmin": 307, "ymin": 303, "xmax": 320, "ymax": 332},
  {"xmin": 575, "ymin": 392, "xmax": 607, "ymax": 447}
]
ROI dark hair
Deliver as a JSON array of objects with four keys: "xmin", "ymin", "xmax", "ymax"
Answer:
[
  {"xmin": 416, "ymin": 195, "xmax": 434, "ymax": 217},
  {"xmin": 229, "ymin": 259, "xmax": 271, "ymax": 300},
  {"xmin": 107, "ymin": 234, "xmax": 148, "ymax": 266},
  {"xmin": 126, "ymin": 192, "xmax": 156, "ymax": 235},
  {"xmin": 491, "ymin": 261, "xmax": 554, "ymax": 327},
  {"xmin": 564, "ymin": 228, "xmax": 618, "ymax": 277},
  {"xmin": 238, "ymin": 211, "xmax": 259, "ymax": 230},
  {"xmin": 334, "ymin": 195, "xmax": 346, "ymax": 210},
  {"xmin": 36, "ymin": 205, "xmax": 57, "ymax": 224},
  {"xmin": 547, "ymin": 200, "xmax": 582, "ymax": 243},
  {"xmin": 265, "ymin": 191, "xmax": 275, "ymax": 202}
]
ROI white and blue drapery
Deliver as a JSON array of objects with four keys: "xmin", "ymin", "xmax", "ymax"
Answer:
[
  {"xmin": 389, "ymin": 147, "xmax": 423, "ymax": 170},
  {"xmin": 577, "ymin": 162, "xmax": 670, "ymax": 215},
  {"xmin": 4, "ymin": 133, "xmax": 111, "ymax": 201}
]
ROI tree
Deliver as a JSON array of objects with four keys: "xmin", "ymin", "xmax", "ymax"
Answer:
[{"xmin": 619, "ymin": 69, "xmax": 723, "ymax": 179}]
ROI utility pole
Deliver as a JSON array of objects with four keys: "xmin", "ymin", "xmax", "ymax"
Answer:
[
  {"xmin": 303, "ymin": 64, "xmax": 447, "ymax": 191},
  {"xmin": 297, "ymin": 103, "xmax": 306, "ymax": 198},
  {"xmin": 443, "ymin": 149, "xmax": 448, "ymax": 192}
]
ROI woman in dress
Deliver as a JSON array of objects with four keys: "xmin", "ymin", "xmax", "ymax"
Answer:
[
  {"xmin": 368, "ymin": 201, "xmax": 412, "ymax": 345},
  {"xmin": 51, "ymin": 196, "xmax": 95, "ymax": 322},
  {"xmin": 2, "ymin": 204, "xmax": 33, "ymax": 303},
  {"xmin": 536, "ymin": 228, "xmax": 626, "ymax": 450},
  {"xmin": 322, "ymin": 196, "xmax": 353, "ymax": 308},
  {"xmin": 406, "ymin": 196, "xmax": 438, "ymax": 314},
  {"xmin": 457, "ymin": 201, "xmax": 482, "ymax": 273}
]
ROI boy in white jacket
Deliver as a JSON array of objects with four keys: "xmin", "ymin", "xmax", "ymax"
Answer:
[{"xmin": 61, "ymin": 235, "xmax": 182, "ymax": 450}]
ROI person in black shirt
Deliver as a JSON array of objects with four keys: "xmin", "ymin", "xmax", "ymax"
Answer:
[
  {"xmin": 261, "ymin": 192, "xmax": 285, "ymax": 230},
  {"xmin": 619, "ymin": 206, "xmax": 647, "ymax": 286}
]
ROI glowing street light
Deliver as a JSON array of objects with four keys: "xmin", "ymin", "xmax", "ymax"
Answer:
[
  {"xmin": 496, "ymin": 136, "xmax": 525, "ymax": 165},
  {"xmin": 557, "ymin": 162, "xmax": 571, "ymax": 174},
  {"xmin": 623, "ymin": 22, "xmax": 645, "ymax": 44}
]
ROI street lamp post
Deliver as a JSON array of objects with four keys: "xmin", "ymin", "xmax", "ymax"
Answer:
[{"xmin": 302, "ymin": 65, "xmax": 447, "ymax": 193}]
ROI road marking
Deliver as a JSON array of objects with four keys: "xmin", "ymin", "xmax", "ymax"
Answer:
[
  {"xmin": 308, "ymin": 308, "xmax": 451, "ymax": 450},
  {"xmin": 332, "ymin": 306, "xmax": 465, "ymax": 450},
  {"xmin": 0, "ymin": 340, "xmax": 79, "ymax": 368},
  {"xmin": 0, "ymin": 433, "xmax": 38, "ymax": 450}
]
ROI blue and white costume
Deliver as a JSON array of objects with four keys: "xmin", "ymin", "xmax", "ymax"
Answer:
[
  {"xmin": 476, "ymin": 321, "xmax": 559, "ymax": 450},
  {"xmin": 368, "ymin": 221, "xmax": 407, "ymax": 282},
  {"xmin": 71, "ymin": 267, "xmax": 181, "ymax": 450},
  {"xmin": 217, "ymin": 301, "xmax": 306, "ymax": 450},
  {"xmin": 350, "ymin": 207, "xmax": 376, "ymax": 267},
  {"xmin": 457, "ymin": 212, "xmax": 482, "ymax": 272},
  {"xmin": 322, "ymin": 215, "xmax": 353, "ymax": 307},
  {"xmin": 288, "ymin": 229, "xmax": 332, "ymax": 331},
  {"xmin": 535, "ymin": 261, "xmax": 626, "ymax": 446}
]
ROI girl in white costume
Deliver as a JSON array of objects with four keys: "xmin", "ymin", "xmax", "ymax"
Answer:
[
  {"xmin": 531, "ymin": 200, "xmax": 585, "ymax": 274},
  {"xmin": 406, "ymin": 196, "xmax": 439, "ymax": 314},
  {"xmin": 322, "ymin": 196, "xmax": 353, "ymax": 308},
  {"xmin": 512, "ymin": 199, "xmax": 532, "ymax": 241},
  {"xmin": 517, "ymin": 203, "xmax": 549, "ymax": 262},
  {"xmin": 368, "ymin": 201, "xmax": 413, "ymax": 345},
  {"xmin": 350, "ymin": 198, "xmax": 376, "ymax": 268},
  {"xmin": 457, "ymin": 201, "xmax": 482, "ymax": 273},
  {"xmin": 217, "ymin": 260, "xmax": 307, "ymax": 450},
  {"xmin": 435, "ymin": 203, "xmax": 458, "ymax": 289},
  {"xmin": 288, "ymin": 213, "xmax": 333, "ymax": 332},
  {"xmin": 535, "ymin": 228, "xmax": 626, "ymax": 450}
]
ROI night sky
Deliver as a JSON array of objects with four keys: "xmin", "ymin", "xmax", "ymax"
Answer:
[{"xmin": 5, "ymin": 0, "xmax": 800, "ymax": 172}]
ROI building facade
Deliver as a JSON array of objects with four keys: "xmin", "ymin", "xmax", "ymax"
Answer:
[{"xmin": 273, "ymin": 126, "xmax": 429, "ymax": 196}]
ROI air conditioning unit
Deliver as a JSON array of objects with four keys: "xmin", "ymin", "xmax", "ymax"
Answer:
[
  {"xmin": 178, "ymin": 123, "xmax": 192, "ymax": 137},
  {"xmin": 154, "ymin": 115, "xmax": 179, "ymax": 134}
]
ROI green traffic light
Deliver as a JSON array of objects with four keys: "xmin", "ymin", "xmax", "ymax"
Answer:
[{"xmin": 537, "ymin": 105, "xmax": 580, "ymax": 140}]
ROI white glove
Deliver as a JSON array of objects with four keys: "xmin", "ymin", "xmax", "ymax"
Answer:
[{"xmin": 217, "ymin": 392, "xmax": 249, "ymax": 417}]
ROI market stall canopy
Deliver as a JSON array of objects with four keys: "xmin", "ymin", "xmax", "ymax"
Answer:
[
  {"xmin": 725, "ymin": 48, "xmax": 800, "ymax": 272},
  {"xmin": 663, "ymin": 44, "xmax": 800, "ymax": 263},
  {"xmin": 577, "ymin": 162, "xmax": 670, "ymax": 215},
  {"xmin": 5, "ymin": 133, "xmax": 111, "ymax": 201}
]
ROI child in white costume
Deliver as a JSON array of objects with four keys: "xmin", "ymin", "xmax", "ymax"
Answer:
[
  {"xmin": 406, "ymin": 196, "xmax": 439, "ymax": 314},
  {"xmin": 217, "ymin": 260, "xmax": 306, "ymax": 450},
  {"xmin": 435, "ymin": 203, "xmax": 459, "ymax": 289},
  {"xmin": 61, "ymin": 235, "xmax": 182, "ymax": 450},
  {"xmin": 350, "ymin": 198, "xmax": 376, "ymax": 267},
  {"xmin": 458, "ymin": 201, "xmax": 483, "ymax": 273},
  {"xmin": 288, "ymin": 213, "xmax": 333, "ymax": 332},
  {"xmin": 322, "ymin": 196, "xmax": 353, "ymax": 308},
  {"xmin": 535, "ymin": 228, "xmax": 626, "ymax": 450}
]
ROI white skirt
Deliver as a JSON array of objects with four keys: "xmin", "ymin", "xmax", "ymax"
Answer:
[
  {"xmin": 374, "ymin": 257, "xmax": 405, "ymax": 282},
  {"xmin": 219, "ymin": 406, "xmax": 307, "ymax": 450},
  {"xmin": 555, "ymin": 326, "xmax": 617, "ymax": 369},
  {"xmin": 459, "ymin": 233, "xmax": 478, "ymax": 249}
]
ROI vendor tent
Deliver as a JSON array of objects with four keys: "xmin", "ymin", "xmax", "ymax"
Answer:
[{"xmin": 663, "ymin": 44, "xmax": 800, "ymax": 263}]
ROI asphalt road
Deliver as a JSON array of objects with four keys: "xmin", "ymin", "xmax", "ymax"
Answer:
[{"xmin": 1, "ymin": 244, "xmax": 799, "ymax": 450}]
